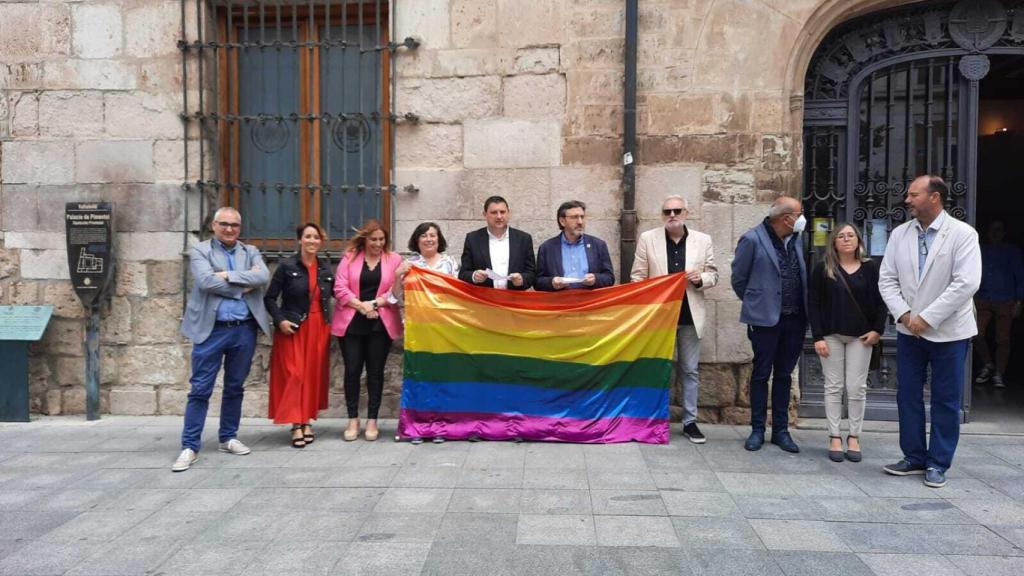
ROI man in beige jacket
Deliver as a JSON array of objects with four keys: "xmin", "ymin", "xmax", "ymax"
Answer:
[{"xmin": 631, "ymin": 195, "xmax": 718, "ymax": 443}]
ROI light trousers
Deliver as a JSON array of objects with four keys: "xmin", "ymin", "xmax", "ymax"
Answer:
[
  {"xmin": 675, "ymin": 325, "xmax": 701, "ymax": 425},
  {"xmin": 818, "ymin": 334, "xmax": 872, "ymax": 437}
]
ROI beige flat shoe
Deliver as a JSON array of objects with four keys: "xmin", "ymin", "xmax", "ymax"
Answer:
[
  {"xmin": 343, "ymin": 419, "xmax": 359, "ymax": 442},
  {"xmin": 364, "ymin": 427, "xmax": 379, "ymax": 442}
]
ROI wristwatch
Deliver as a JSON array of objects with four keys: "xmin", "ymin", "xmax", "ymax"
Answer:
[{"xmin": 372, "ymin": 301, "xmax": 379, "ymax": 310}]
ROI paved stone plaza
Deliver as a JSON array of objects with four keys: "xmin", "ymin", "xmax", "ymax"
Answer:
[{"xmin": 1, "ymin": 417, "xmax": 1023, "ymax": 575}]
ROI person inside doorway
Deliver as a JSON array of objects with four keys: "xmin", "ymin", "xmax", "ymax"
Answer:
[{"xmin": 975, "ymin": 220, "xmax": 1024, "ymax": 389}]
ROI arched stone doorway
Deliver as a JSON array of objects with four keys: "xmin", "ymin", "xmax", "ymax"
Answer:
[{"xmin": 798, "ymin": 0, "xmax": 1024, "ymax": 421}]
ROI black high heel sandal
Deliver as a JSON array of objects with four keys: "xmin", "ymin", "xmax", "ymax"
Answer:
[
  {"xmin": 828, "ymin": 435, "xmax": 844, "ymax": 462},
  {"xmin": 302, "ymin": 424, "xmax": 314, "ymax": 445},
  {"xmin": 845, "ymin": 435, "xmax": 862, "ymax": 462},
  {"xmin": 291, "ymin": 425, "xmax": 306, "ymax": 449}
]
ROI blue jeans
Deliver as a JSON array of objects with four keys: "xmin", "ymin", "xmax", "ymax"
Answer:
[
  {"xmin": 896, "ymin": 333, "xmax": 968, "ymax": 472},
  {"xmin": 748, "ymin": 314, "xmax": 806, "ymax": 434},
  {"xmin": 181, "ymin": 323, "xmax": 258, "ymax": 451}
]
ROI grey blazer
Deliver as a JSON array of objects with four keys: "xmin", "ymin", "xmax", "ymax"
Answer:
[
  {"xmin": 731, "ymin": 222, "xmax": 807, "ymax": 327},
  {"xmin": 180, "ymin": 239, "xmax": 272, "ymax": 344}
]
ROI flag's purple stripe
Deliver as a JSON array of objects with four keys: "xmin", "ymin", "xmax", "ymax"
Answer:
[{"xmin": 397, "ymin": 409, "xmax": 670, "ymax": 444}]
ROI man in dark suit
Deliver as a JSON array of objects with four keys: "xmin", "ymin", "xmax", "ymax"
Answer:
[
  {"xmin": 535, "ymin": 200, "xmax": 614, "ymax": 291},
  {"xmin": 460, "ymin": 196, "xmax": 536, "ymax": 290}
]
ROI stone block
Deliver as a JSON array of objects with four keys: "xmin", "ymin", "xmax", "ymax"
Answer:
[
  {"xmin": 515, "ymin": 47, "xmax": 560, "ymax": 74},
  {"xmin": 704, "ymin": 168, "xmax": 755, "ymax": 204},
  {"xmin": 714, "ymin": 300, "xmax": 752, "ymax": 363},
  {"xmin": 139, "ymin": 56, "xmax": 186, "ymax": 93},
  {"xmin": 40, "ymin": 2, "xmax": 72, "ymax": 56},
  {"xmin": 736, "ymin": 363, "xmax": 752, "ymax": 407},
  {"xmin": 100, "ymin": 296, "xmax": 132, "ymax": 345},
  {"xmin": 72, "ymin": 4, "xmax": 122, "ymax": 59},
  {"xmin": 644, "ymin": 93, "xmax": 749, "ymax": 136},
  {"xmin": 732, "ymin": 203, "xmax": 771, "ymax": 244},
  {"xmin": 562, "ymin": 137, "xmax": 620, "ymax": 166},
  {"xmin": 568, "ymin": 6, "xmax": 624, "ymax": 38},
  {"xmin": 1, "ymin": 141, "xmax": 75, "ymax": 184},
  {"xmin": 148, "ymin": 260, "xmax": 183, "ymax": 295},
  {"xmin": 567, "ymin": 69, "xmax": 623, "ymax": 106},
  {"xmin": 464, "ymin": 119, "xmax": 560, "ymax": 169},
  {"xmin": 4, "ymin": 232, "xmax": 65, "ymax": 251},
  {"xmin": 21, "ymin": 249, "xmax": 71, "ymax": 280},
  {"xmin": 700, "ymin": 202, "xmax": 735, "ymax": 302},
  {"xmin": 638, "ymin": 64, "xmax": 693, "ymax": 93},
  {"xmin": 153, "ymin": 140, "xmax": 188, "ymax": 182},
  {"xmin": 394, "ymin": 169, "xmax": 465, "ymax": 221},
  {"xmin": 54, "ymin": 356, "xmax": 86, "ymax": 387},
  {"xmin": 44, "ymin": 389, "xmax": 62, "ymax": 415},
  {"xmin": 396, "ymin": 0, "xmax": 451, "ymax": 50},
  {"xmin": 115, "ymin": 262, "xmax": 148, "ymax": 297},
  {"xmin": 720, "ymin": 406, "xmax": 751, "ymax": 425},
  {"xmin": 567, "ymin": 104, "xmax": 622, "ymax": 138},
  {"xmin": 637, "ymin": 135, "xmax": 738, "ymax": 165},
  {"xmin": 503, "ymin": 74, "xmax": 566, "ymax": 119},
  {"xmin": 105, "ymin": 92, "xmax": 182, "ymax": 139},
  {"xmin": 39, "ymin": 318, "xmax": 84, "ymax": 357},
  {"xmin": 761, "ymin": 135, "xmax": 795, "ymax": 171},
  {"xmin": 157, "ymin": 386, "xmax": 188, "ymax": 415},
  {"xmin": 562, "ymin": 38, "xmax": 624, "ymax": 70},
  {"xmin": 44, "ymin": 59, "xmax": 138, "ymax": 91},
  {"xmin": 457, "ymin": 168, "xmax": 551, "ymax": 220},
  {"xmin": 10, "ymin": 91, "xmax": 39, "ymax": 137},
  {"xmin": 750, "ymin": 91, "xmax": 786, "ymax": 133},
  {"xmin": 432, "ymin": 49, "xmax": 514, "ymax": 78},
  {"xmin": 76, "ymin": 141, "xmax": 155, "ymax": 184},
  {"xmin": 0, "ymin": 247, "xmax": 19, "ymax": 280},
  {"xmin": 395, "ymin": 124, "xmax": 463, "ymax": 169},
  {"xmin": 133, "ymin": 296, "xmax": 182, "ymax": 345},
  {"xmin": 0, "ymin": 4, "xmax": 46, "ymax": 61},
  {"xmin": 549, "ymin": 165, "xmax": 621, "ymax": 220},
  {"xmin": 241, "ymin": 389, "xmax": 269, "ymax": 418},
  {"xmin": 120, "ymin": 345, "xmax": 187, "ymax": 386},
  {"xmin": 451, "ymin": 0, "xmax": 497, "ymax": 49},
  {"xmin": 398, "ymin": 76, "xmax": 500, "ymax": 123},
  {"xmin": 109, "ymin": 388, "xmax": 157, "ymax": 416},
  {"xmin": 637, "ymin": 165, "xmax": 703, "ymax": 221},
  {"xmin": 498, "ymin": 0, "xmax": 562, "ymax": 47},
  {"xmin": 0, "ymin": 62, "xmax": 44, "ymax": 91},
  {"xmin": 119, "ymin": 232, "xmax": 185, "ymax": 261},
  {"xmin": 38, "ymin": 91, "xmax": 104, "ymax": 138},
  {"xmin": 7, "ymin": 281, "xmax": 40, "ymax": 305},
  {"xmin": 698, "ymin": 364, "xmax": 737, "ymax": 407},
  {"xmin": 101, "ymin": 346, "xmax": 118, "ymax": 386},
  {"xmin": 62, "ymin": 387, "xmax": 110, "ymax": 415},
  {"xmin": 692, "ymin": 0, "xmax": 798, "ymax": 91},
  {"xmin": 124, "ymin": 2, "xmax": 180, "ymax": 58},
  {"xmin": 700, "ymin": 304, "xmax": 717, "ymax": 361}
]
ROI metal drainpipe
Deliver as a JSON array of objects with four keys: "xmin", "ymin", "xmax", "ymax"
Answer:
[{"xmin": 619, "ymin": 0, "xmax": 639, "ymax": 284}]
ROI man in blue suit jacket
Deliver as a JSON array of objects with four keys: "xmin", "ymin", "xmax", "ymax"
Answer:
[
  {"xmin": 731, "ymin": 196, "xmax": 808, "ymax": 453},
  {"xmin": 535, "ymin": 200, "xmax": 615, "ymax": 291}
]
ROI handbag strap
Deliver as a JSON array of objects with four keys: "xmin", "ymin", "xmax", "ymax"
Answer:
[{"xmin": 834, "ymin": 264, "xmax": 871, "ymax": 327}]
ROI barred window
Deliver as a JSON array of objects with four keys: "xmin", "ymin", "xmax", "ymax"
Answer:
[{"xmin": 184, "ymin": 1, "xmax": 415, "ymax": 255}]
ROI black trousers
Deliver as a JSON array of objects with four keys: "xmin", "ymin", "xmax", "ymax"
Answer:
[
  {"xmin": 748, "ymin": 314, "xmax": 806, "ymax": 434},
  {"xmin": 338, "ymin": 333, "xmax": 392, "ymax": 419}
]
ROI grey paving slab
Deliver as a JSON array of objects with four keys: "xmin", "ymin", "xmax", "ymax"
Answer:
[
  {"xmin": 811, "ymin": 496, "xmax": 901, "ymax": 522},
  {"xmin": 232, "ymin": 487, "xmax": 325, "ymax": 511},
  {"xmin": 65, "ymin": 538, "xmax": 178, "ymax": 576},
  {"xmin": 640, "ymin": 444, "xmax": 709, "ymax": 471},
  {"xmin": 913, "ymin": 524, "xmax": 1024, "ymax": 556},
  {"xmin": 373, "ymin": 487, "xmax": 453, "ymax": 512},
  {"xmin": 672, "ymin": 517, "xmax": 765, "ymax": 550},
  {"xmin": 108, "ymin": 467, "xmax": 213, "ymax": 491},
  {"xmin": 457, "ymin": 466, "xmax": 524, "ymax": 488},
  {"xmin": 9, "ymin": 468, "xmax": 93, "ymax": 490},
  {"xmin": 716, "ymin": 472, "xmax": 799, "ymax": 497},
  {"xmin": 163, "ymin": 487, "xmax": 251, "ymax": 513},
  {"xmin": 771, "ymin": 550, "xmax": 875, "ymax": 576},
  {"xmin": 0, "ymin": 540, "xmax": 107, "ymax": 576},
  {"xmin": 319, "ymin": 466, "xmax": 399, "ymax": 487},
  {"xmin": 990, "ymin": 524, "xmax": 1024, "ymax": 548},
  {"xmin": 523, "ymin": 467, "xmax": 589, "ymax": 489},
  {"xmin": 662, "ymin": 491, "xmax": 741, "ymax": 518},
  {"xmin": 464, "ymin": 442, "xmax": 526, "ymax": 468},
  {"xmin": 420, "ymin": 543, "xmax": 516, "ymax": 576},
  {"xmin": 517, "ymin": 514, "xmax": 596, "ymax": 546},
  {"xmin": 652, "ymin": 470, "xmax": 727, "ymax": 491},
  {"xmin": 519, "ymin": 489, "xmax": 592, "ymax": 515},
  {"xmin": 316, "ymin": 487, "xmax": 388, "ymax": 511},
  {"xmin": 447, "ymin": 488, "xmax": 522, "ymax": 513},
  {"xmin": 886, "ymin": 497, "xmax": 982, "ymax": 524},
  {"xmin": 587, "ymin": 468, "xmax": 656, "ymax": 490},
  {"xmin": 403, "ymin": 444, "xmax": 470, "ymax": 468},
  {"xmin": 197, "ymin": 508, "xmax": 302, "ymax": 542},
  {"xmin": 434, "ymin": 512, "xmax": 519, "ymax": 546},
  {"xmin": 783, "ymin": 473, "xmax": 867, "ymax": 497},
  {"xmin": 99, "ymin": 488, "xmax": 185, "ymax": 511},
  {"xmin": 594, "ymin": 515, "xmax": 680, "ymax": 547},
  {"xmin": 593, "ymin": 547, "xmax": 693, "ymax": 576},
  {"xmin": 155, "ymin": 540, "xmax": 264, "ymax": 576},
  {"xmin": 0, "ymin": 540, "xmax": 22, "ymax": 560},
  {"xmin": 857, "ymin": 553, "xmax": 967, "ymax": 576},
  {"xmin": 299, "ymin": 510, "xmax": 369, "ymax": 542},
  {"xmin": 0, "ymin": 510, "xmax": 81, "ymax": 540},
  {"xmin": 238, "ymin": 542, "xmax": 349, "ymax": 576},
  {"xmin": 113, "ymin": 511, "xmax": 221, "ymax": 544},
  {"xmin": 390, "ymin": 464, "xmax": 461, "ymax": 488},
  {"xmin": 0, "ymin": 489, "xmax": 49, "ymax": 511},
  {"xmin": 510, "ymin": 546, "xmax": 620, "ymax": 576},
  {"xmin": 934, "ymin": 477, "xmax": 1011, "ymax": 499},
  {"xmin": 687, "ymin": 445, "xmax": 775, "ymax": 474},
  {"xmin": 731, "ymin": 495, "xmax": 827, "ymax": 520},
  {"xmin": 343, "ymin": 442, "xmax": 414, "ymax": 468},
  {"xmin": 591, "ymin": 489, "xmax": 667, "ymax": 516},
  {"xmin": 749, "ymin": 519, "xmax": 849, "ymax": 552},
  {"xmin": 947, "ymin": 555, "xmax": 1024, "ymax": 576},
  {"xmin": 847, "ymin": 472, "xmax": 946, "ymax": 498},
  {"xmin": 328, "ymin": 542, "xmax": 431, "ymax": 576},
  {"xmin": 583, "ymin": 443, "xmax": 646, "ymax": 470},
  {"xmin": 687, "ymin": 548, "xmax": 785, "ymax": 576},
  {"xmin": 524, "ymin": 443, "xmax": 586, "ymax": 469},
  {"xmin": 828, "ymin": 522, "xmax": 934, "ymax": 553},
  {"xmin": 355, "ymin": 512, "xmax": 442, "ymax": 544},
  {"xmin": 952, "ymin": 497, "xmax": 1024, "ymax": 525}
]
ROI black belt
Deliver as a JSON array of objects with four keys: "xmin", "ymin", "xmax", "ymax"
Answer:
[{"xmin": 214, "ymin": 319, "xmax": 255, "ymax": 328}]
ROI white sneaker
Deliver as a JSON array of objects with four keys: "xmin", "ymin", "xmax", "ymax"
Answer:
[
  {"xmin": 218, "ymin": 439, "xmax": 251, "ymax": 455},
  {"xmin": 993, "ymin": 373, "xmax": 1006, "ymax": 389},
  {"xmin": 172, "ymin": 448, "xmax": 198, "ymax": 472}
]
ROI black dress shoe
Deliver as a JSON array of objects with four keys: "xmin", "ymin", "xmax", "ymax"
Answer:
[
  {"xmin": 744, "ymin": 431, "xmax": 764, "ymax": 451},
  {"xmin": 770, "ymin": 431, "xmax": 800, "ymax": 453}
]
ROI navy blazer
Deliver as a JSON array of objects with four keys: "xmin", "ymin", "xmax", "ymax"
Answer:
[
  {"xmin": 458, "ymin": 227, "xmax": 536, "ymax": 290},
  {"xmin": 730, "ymin": 222, "xmax": 808, "ymax": 327},
  {"xmin": 535, "ymin": 233, "xmax": 615, "ymax": 291}
]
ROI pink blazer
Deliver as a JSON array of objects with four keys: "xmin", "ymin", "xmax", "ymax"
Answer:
[{"xmin": 331, "ymin": 250, "xmax": 403, "ymax": 339}]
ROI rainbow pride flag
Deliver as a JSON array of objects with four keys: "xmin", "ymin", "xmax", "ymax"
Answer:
[{"xmin": 397, "ymin": 266, "xmax": 686, "ymax": 444}]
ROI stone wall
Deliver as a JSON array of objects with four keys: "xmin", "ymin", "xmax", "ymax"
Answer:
[{"xmin": 1, "ymin": 0, "xmax": 904, "ymax": 422}]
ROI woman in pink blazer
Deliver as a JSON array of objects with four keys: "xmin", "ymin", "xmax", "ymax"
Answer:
[{"xmin": 332, "ymin": 220, "xmax": 408, "ymax": 442}]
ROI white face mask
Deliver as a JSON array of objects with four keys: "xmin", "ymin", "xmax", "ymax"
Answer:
[{"xmin": 791, "ymin": 214, "xmax": 807, "ymax": 234}]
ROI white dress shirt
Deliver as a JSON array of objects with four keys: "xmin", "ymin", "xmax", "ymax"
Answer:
[{"xmin": 488, "ymin": 228, "xmax": 511, "ymax": 289}]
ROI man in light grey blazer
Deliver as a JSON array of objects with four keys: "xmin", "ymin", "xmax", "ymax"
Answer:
[
  {"xmin": 631, "ymin": 195, "xmax": 718, "ymax": 443},
  {"xmin": 173, "ymin": 207, "xmax": 271, "ymax": 472},
  {"xmin": 879, "ymin": 175, "xmax": 981, "ymax": 489}
]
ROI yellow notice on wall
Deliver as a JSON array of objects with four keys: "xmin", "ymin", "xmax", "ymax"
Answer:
[{"xmin": 812, "ymin": 217, "xmax": 833, "ymax": 247}]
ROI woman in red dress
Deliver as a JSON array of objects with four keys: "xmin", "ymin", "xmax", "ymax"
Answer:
[{"xmin": 264, "ymin": 223, "xmax": 334, "ymax": 447}]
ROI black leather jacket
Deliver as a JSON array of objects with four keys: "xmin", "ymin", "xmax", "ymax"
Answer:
[{"xmin": 264, "ymin": 254, "xmax": 334, "ymax": 328}]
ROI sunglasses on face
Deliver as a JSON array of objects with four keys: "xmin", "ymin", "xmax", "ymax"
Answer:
[{"xmin": 662, "ymin": 208, "xmax": 685, "ymax": 216}]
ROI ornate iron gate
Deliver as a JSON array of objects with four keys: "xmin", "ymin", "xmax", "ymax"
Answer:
[{"xmin": 800, "ymin": 0, "xmax": 1024, "ymax": 421}]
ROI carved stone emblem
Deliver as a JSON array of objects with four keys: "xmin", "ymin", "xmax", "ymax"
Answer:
[
  {"xmin": 948, "ymin": 0, "xmax": 1007, "ymax": 52},
  {"xmin": 958, "ymin": 53, "xmax": 991, "ymax": 80}
]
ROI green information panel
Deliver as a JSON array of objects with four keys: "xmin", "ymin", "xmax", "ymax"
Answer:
[{"xmin": 0, "ymin": 305, "xmax": 54, "ymax": 341}]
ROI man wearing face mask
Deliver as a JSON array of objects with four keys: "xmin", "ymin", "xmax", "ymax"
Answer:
[{"xmin": 731, "ymin": 196, "xmax": 808, "ymax": 453}]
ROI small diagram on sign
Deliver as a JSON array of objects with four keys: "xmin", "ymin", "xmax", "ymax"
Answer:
[{"xmin": 76, "ymin": 248, "xmax": 104, "ymax": 274}]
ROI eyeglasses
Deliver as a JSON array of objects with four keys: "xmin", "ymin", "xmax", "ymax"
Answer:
[
  {"xmin": 216, "ymin": 221, "xmax": 241, "ymax": 229},
  {"xmin": 662, "ymin": 208, "xmax": 685, "ymax": 216},
  {"xmin": 918, "ymin": 231, "xmax": 928, "ymax": 256},
  {"xmin": 835, "ymin": 233, "xmax": 857, "ymax": 240}
]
